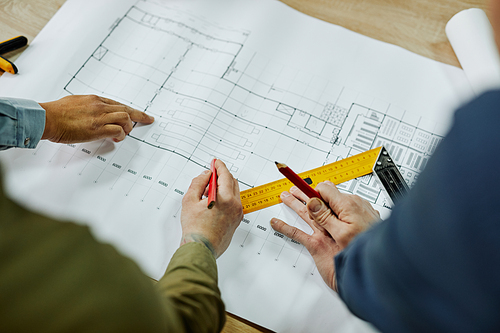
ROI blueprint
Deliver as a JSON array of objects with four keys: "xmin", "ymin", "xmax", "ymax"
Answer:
[{"xmin": 0, "ymin": 0, "xmax": 472, "ymax": 331}]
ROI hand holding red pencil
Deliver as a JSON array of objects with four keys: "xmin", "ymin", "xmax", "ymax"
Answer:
[
  {"xmin": 270, "ymin": 180, "xmax": 380, "ymax": 291},
  {"xmin": 180, "ymin": 159, "xmax": 243, "ymax": 258}
]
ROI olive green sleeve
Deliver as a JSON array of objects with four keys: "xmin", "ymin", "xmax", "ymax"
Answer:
[
  {"xmin": 156, "ymin": 242, "xmax": 226, "ymax": 333},
  {"xmin": 0, "ymin": 177, "xmax": 224, "ymax": 332}
]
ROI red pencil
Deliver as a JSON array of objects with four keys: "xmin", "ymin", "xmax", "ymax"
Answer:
[
  {"xmin": 275, "ymin": 162, "xmax": 321, "ymax": 199},
  {"xmin": 207, "ymin": 158, "xmax": 217, "ymax": 209}
]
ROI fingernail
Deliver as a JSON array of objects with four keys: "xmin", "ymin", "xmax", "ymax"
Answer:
[
  {"xmin": 290, "ymin": 186, "xmax": 298, "ymax": 193},
  {"xmin": 270, "ymin": 218, "xmax": 277, "ymax": 226},
  {"xmin": 149, "ymin": 115, "xmax": 155, "ymax": 121},
  {"xmin": 280, "ymin": 191, "xmax": 290, "ymax": 198},
  {"xmin": 309, "ymin": 198, "xmax": 323, "ymax": 213},
  {"xmin": 201, "ymin": 170, "xmax": 210, "ymax": 175}
]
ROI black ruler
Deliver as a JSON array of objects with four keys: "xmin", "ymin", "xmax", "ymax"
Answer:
[{"xmin": 373, "ymin": 146, "xmax": 409, "ymax": 205}]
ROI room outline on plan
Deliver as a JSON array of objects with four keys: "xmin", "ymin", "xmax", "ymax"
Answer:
[
  {"xmin": 62, "ymin": 1, "xmax": 441, "ymax": 205},
  {"xmin": 35, "ymin": 0, "xmax": 444, "ymax": 266}
]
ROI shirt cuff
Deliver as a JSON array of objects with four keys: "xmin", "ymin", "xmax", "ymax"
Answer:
[{"xmin": 0, "ymin": 98, "xmax": 46, "ymax": 149}]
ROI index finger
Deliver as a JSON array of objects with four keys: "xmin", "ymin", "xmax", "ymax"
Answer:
[
  {"xmin": 280, "ymin": 191, "xmax": 324, "ymax": 233},
  {"xmin": 126, "ymin": 107, "xmax": 155, "ymax": 124},
  {"xmin": 100, "ymin": 97, "xmax": 155, "ymax": 124}
]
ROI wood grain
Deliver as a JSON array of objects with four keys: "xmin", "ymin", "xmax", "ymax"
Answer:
[
  {"xmin": 0, "ymin": 0, "xmax": 492, "ymax": 331},
  {"xmin": 280, "ymin": 0, "xmax": 489, "ymax": 67},
  {"xmin": 0, "ymin": 0, "xmax": 490, "ymax": 68}
]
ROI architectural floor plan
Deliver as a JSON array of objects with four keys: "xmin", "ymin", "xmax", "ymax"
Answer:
[
  {"xmin": 0, "ymin": 0, "xmax": 470, "ymax": 331},
  {"xmin": 63, "ymin": 1, "xmax": 443, "ymax": 210}
]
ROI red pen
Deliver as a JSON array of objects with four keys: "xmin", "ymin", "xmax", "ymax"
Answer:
[
  {"xmin": 275, "ymin": 162, "xmax": 321, "ymax": 199},
  {"xmin": 207, "ymin": 158, "xmax": 217, "ymax": 209}
]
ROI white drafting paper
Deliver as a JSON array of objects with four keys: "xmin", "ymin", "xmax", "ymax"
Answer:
[
  {"xmin": 446, "ymin": 8, "xmax": 500, "ymax": 96},
  {"xmin": 0, "ymin": 0, "xmax": 473, "ymax": 331}
]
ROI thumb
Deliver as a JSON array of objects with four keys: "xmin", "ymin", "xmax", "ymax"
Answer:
[
  {"xmin": 307, "ymin": 198, "xmax": 332, "ymax": 228},
  {"xmin": 184, "ymin": 169, "xmax": 212, "ymax": 203}
]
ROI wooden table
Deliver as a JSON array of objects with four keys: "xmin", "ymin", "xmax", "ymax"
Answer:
[{"xmin": 0, "ymin": 0, "xmax": 489, "ymax": 331}]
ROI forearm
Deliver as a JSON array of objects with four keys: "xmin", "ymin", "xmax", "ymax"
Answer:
[
  {"xmin": 1, "ymin": 175, "xmax": 225, "ymax": 332},
  {"xmin": 334, "ymin": 221, "xmax": 408, "ymax": 332},
  {"xmin": 157, "ymin": 242, "xmax": 225, "ymax": 333},
  {"xmin": 0, "ymin": 98, "xmax": 45, "ymax": 150},
  {"xmin": 334, "ymin": 91, "xmax": 500, "ymax": 333}
]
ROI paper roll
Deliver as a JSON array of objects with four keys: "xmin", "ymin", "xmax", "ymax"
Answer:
[{"xmin": 446, "ymin": 8, "xmax": 500, "ymax": 96}]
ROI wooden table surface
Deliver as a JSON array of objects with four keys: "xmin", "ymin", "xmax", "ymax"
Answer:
[{"xmin": 0, "ymin": 0, "xmax": 489, "ymax": 331}]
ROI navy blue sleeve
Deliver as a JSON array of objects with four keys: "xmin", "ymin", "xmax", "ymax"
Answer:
[{"xmin": 335, "ymin": 90, "xmax": 500, "ymax": 333}]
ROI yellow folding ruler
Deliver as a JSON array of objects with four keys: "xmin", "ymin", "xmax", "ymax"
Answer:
[{"xmin": 240, "ymin": 146, "xmax": 409, "ymax": 214}]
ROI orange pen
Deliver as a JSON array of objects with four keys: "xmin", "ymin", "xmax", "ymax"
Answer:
[{"xmin": 0, "ymin": 36, "xmax": 28, "ymax": 74}]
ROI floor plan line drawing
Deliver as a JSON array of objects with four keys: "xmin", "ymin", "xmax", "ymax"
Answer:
[
  {"xmin": 61, "ymin": 3, "xmax": 441, "ymax": 198},
  {"xmin": 18, "ymin": 0, "xmax": 442, "ymax": 274},
  {"xmin": 0, "ymin": 0, "xmax": 469, "ymax": 331},
  {"xmin": 49, "ymin": 0, "xmax": 449, "ymax": 268}
]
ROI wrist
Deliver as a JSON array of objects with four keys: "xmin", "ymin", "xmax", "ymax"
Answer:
[
  {"xmin": 181, "ymin": 233, "xmax": 217, "ymax": 258},
  {"xmin": 39, "ymin": 102, "xmax": 54, "ymax": 141}
]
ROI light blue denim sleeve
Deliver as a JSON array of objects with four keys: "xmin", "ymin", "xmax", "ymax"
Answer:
[{"xmin": 0, "ymin": 98, "xmax": 46, "ymax": 150}]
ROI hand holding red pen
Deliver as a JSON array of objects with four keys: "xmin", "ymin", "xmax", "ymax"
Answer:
[{"xmin": 180, "ymin": 159, "xmax": 243, "ymax": 258}]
